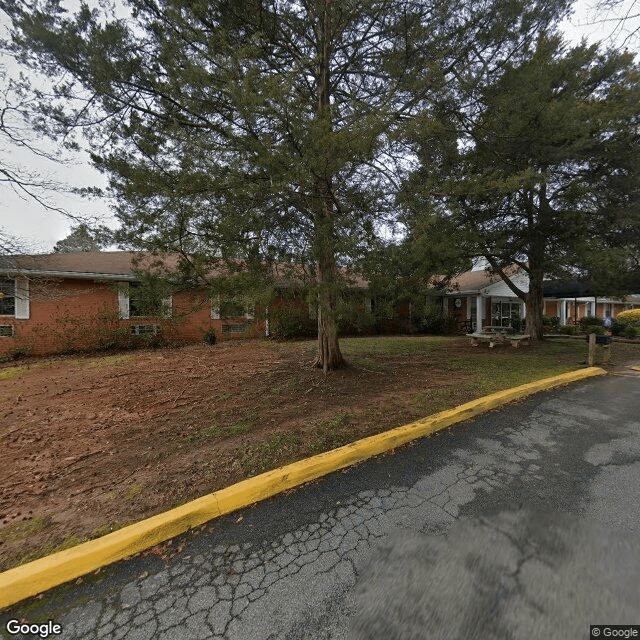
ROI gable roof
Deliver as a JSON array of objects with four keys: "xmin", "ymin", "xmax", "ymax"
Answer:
[{"xmin": 445, "ymin": 266, "xmax": 524, "ymax": 294}]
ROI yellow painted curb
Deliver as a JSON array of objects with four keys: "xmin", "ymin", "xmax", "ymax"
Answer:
[{"xmin": 0, "ymin": 366, "xmax": 606, "ymax": 609}]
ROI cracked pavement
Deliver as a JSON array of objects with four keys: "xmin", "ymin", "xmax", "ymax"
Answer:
[{"xmin": 1, "ymin": 374, "xmax": 639, "ymax": 639}]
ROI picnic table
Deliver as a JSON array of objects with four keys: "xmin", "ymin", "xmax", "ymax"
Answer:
[{"xmin": 468, "ymin": 331, "xmax": 531, "ymax": 348}]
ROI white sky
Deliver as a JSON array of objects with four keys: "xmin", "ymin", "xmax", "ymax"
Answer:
[{"xmin": 0, "ymin": 0, "xmax": 638, "ymax": 253}]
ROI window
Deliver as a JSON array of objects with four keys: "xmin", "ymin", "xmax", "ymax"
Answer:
[
  {"xmin": 491, "ymin": 300, "xmax": 521, "ymax": 327},
  {"xmin": 128, "ymin": 282, "xmax": 169, "ymax": 318},
  {"xmin": 222, "ymin": 323, "xmax": 249, "ymax": 333},
  {"xmin": 131, "ymin": 324, "xmax": 158, "ymax": 336},
  {"xmin": 0, "ymin": 278, "xmax": 15, "ymax": 316},
  {"xmin": 220, "ymin": 300, "xmax": 246, "ymax": 318},
  {"xmin": 0, "ymin": 325, "xmax": 14, "ymax": 337}
]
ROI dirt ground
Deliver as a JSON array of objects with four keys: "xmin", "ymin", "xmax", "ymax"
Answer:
[{"xmin": 1, "ymin": 336, "xmax": 638, "ymax": 570}]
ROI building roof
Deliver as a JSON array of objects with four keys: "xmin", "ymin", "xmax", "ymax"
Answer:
[
  {"xmin": 446, "ymin": 270, "xmax": 502, "ymax": 293},
  {"xmin": 542, "ymin": 279, "xmax": 640, "ymax": 299},
  {"xmin": 0, "ymin": 252, "xmax": 369, "ymax": 288},
  {"xmin": 445, "ymin": 269, "xmax": 640, "ymax": 300},
  {"xmin": 0, "ymin": 252, "xmax": 174, "ymax": 281},
  {"xmin": 444, "ymin": 266, "xmax": 522, "ymax": 294}
]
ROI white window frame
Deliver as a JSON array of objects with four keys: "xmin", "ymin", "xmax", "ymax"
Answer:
[
  {"xmin": 0, "ymin": 277, "xmax": 29, "ymax": 319},
  {"xmin": 118, "ymin": 281, "xmax": 171, "ymax": 320},
  {"xmin": 131, "ymin": 324, "xmax": 159, "ymax": 336},
  {"xmin": 211, "ymin": 296, "xmax": 221, "ymax": 320}
]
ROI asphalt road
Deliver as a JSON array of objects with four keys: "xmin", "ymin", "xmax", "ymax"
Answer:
[{"xmin": 2, "ymin": 372, "xmax": 639, "ymax": 640}]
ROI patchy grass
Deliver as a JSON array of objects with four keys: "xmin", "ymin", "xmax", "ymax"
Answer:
[
  {"xmin": 2, "ymin": 335, "xmax": 639, "ymax": 572},
  {"xmin": 449, "ymin": 354, "xmax": 580, "ymax": 397},
  {"xmin": 0, "ymin": 352, "xmax": 138, "ymax": 381},
  {"xmin": 0, "ymin": 517, "xmax": 52, "ymax": 543},
  {"xmin": 308, "ymin": 414, "xmax": 358, "ymax": 454},
  {"xmin": 235, "ymin": 433, "xmax": 302, "ymax": 476},
  {"xmin": 0, "ymin": 365, "xmax": 40, "ymax": 381},
  {"xmin": 125, "ymin": 484, "xmax": 143, "ymax": 501},
  {"xmin": 335, "ymin": 335, "xmax": 452, "ymax": 357}
]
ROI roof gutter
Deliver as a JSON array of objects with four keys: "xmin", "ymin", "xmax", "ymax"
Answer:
[{"xmin": 0, "ymin": 269, "xmax": 136, "ymax": 281}]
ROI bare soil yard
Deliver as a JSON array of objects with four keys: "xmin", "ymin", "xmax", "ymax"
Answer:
[{"xmin": 1, "ymin": 335, "xmax": 638, "ymax": 570}]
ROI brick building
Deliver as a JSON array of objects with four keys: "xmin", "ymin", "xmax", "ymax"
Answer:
[
  {"xmin": 0, "ymin": 252, "xmax": 372, "ymax": 357},
  {"xmin": 443, "ymin": 262, "xmax": 640, "ymax": 333},
  {"xmin": 0, "ymin": 252, "xmax": 265, "ymax": 357}
]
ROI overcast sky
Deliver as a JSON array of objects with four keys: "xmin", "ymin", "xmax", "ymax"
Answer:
[{"xmin": 0, "ymin": 0, "xmax": 638, "ymax": 253}]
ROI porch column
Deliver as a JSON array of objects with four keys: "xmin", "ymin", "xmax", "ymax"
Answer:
[
  {"xmin": 475, "ymin": 294, "xmax": 484, "ymax": 332},
  {"xmin": 559, "ymin": 299, "xmax": 567, "ymax": 325}
]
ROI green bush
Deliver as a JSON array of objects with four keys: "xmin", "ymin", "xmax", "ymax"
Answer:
[
  {"xmin": 579, "ymin": 316, "xmax": 603, "ymax": 331},
  {"xmin": 269, "ymin": 307, "xmax": 316, "ymax": 340},
  {"xmin": 612, "ymin": 310, "xmax": 640, "ymax": 339},
  {"xmin": 203, "ymin": 328, "xmax": 217, "ymax": 345},
  {"xmin": 584, "ymin": 325, "xmax": 606, "ymax": 335},
  {"xmin": 542, "ymin": 315, "xmax": 560, "ymax": 330},
  {"xmin": 419, "ymin": 308, "xmax": 456, "ymax": 335},
  {"xmin": 558, "ymin": 324, "xmax": 578, "ymax": 335}
]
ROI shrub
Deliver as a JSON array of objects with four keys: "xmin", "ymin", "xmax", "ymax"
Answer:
[
  {"xmin": 0, "ymin": 345, "xmax": 32, "ymax": 362},
  {"xmin": 542, "ymin": 315, "xmax": 560, "ymax": 330},
  {"xmin": 269, "ymin": 307, "xmax": 315, "ymax": 340},
  {"xmin": 584, "ymin": 325, "xmax": 606, "ymax": 335},
  {"xmin": 338, "ymin": 309, "xmax": 377, "ymax": 336},
  {"xmin": 616, "ymin": 308, "xmax": 640, "ymax": 323},
  {"xmin": 418, "ymin": 306, "xmax": 457, "ymax": 335},
  {"xmin": 579, "ymin": 316, "xmax": 603, "ymax": 331},
  {"xmin": 137, "ymin": 331, "xmax": 167, "ymax": 349},
  {"xmin": 203, "ymin": 328, "xmax": 217, "ymax": 345},
  {"xmin": 558, "ymin": 324, "xmax": 578, "ymax": 335},
  {"xmin": 614, "ymin": 309, "xmax": 640, "ymax": 338}
]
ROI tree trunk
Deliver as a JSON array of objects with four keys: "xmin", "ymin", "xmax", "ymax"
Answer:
[
  {"xmin": 313, "ymin": 180, "xmax": 345, "ymax": 371},
  {"xmin": 312, "ymin": 0, "xmax": 345, "ymax": 372},
  {"xmin": 525, "ymin": 183, "xmax": 547, "ymax": 343},
  {"xmin": 315, "ymin": 260, "xmax": 345, "ymax": 372},
  {"xmin": 526, "ymin": 269, "xmax": 545, "ymax": 342}
]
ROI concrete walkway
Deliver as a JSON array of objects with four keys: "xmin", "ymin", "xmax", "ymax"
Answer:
[{"xmin": 2, "ymin": 374, "xmax": 639, "ymax": 639}]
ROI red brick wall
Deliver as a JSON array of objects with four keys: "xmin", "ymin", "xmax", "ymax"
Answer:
[
  {"xmin": 449, "ymin": 297, "xmax": 468, "ymax": 328},
  {"xmin": 0, "ymin": 278, "xmax": 120, "ymax": 356},
  {"xmin": 0, "ymin": 278, "xmax": 265, "ymax": 358}
]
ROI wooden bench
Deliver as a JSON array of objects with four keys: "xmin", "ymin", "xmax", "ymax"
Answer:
[{"xmin": 469, "ymin": 333, "xmax": 531, "ymax": 348}]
